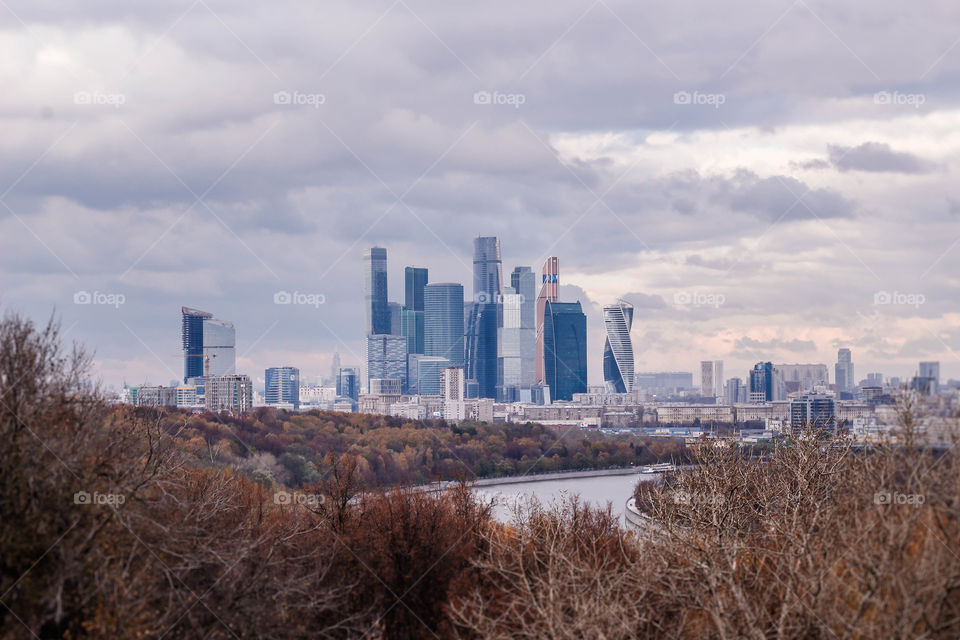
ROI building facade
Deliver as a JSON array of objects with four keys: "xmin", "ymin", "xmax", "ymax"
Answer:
[
  {"xmin": 205, "ymin": 374, "xmax": 253, "ymax": 413},
  {"xmin": 542, "ymin": 300, "xmax": 587, "ymax": 401},
  {"xmin": 265, "ymin": 366, "xmax": 300, "ymax": 407},
  {"xmin": 498, "ymin": 266, "xmax": 536, "ymax": 401},
  {"xmin": 465, "ymin": 236, "xmax": 502, "ymax": 399},
  {"xmin": 364, "ymin": 334, "xmax": 407, "ymax": 390},
  {"xmin": 424, "ymin": 283, "xmax": 465, "ymax": 366},
  {"xmin": 362, "ymin": 247, "xmax": 390, "ymax": 335},
  {"xmin": 602, "ymin": 300, "xmax": 635, "ymax": 394},
  {"xmin": 835, "ymin": 348, "xmax": 854, "ymax": 393},
  {"xmin": 535, "ymin": 257, "xmax": 559, "ymax": 387}
]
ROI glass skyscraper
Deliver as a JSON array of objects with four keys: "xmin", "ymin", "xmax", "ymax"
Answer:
[
  {"xmin": 181, "ymin": 306, "xmax": 235, "ymax": 382},
  {"xmin": 498, "ymin": 266, "xmax": 536, "ymax": 401},
  {"xmin": 402, "ymin": 266, "xmax": 428, "ymax": 355},
  {"xmin": 363, "ymin": 247, "xmax": 390, "ymax": 335},
  {"xmin": 749, "ymin": 362, "xmax": 775, "ymax": 402},
  {"xmin": 265, "ymin": 366, "xmax": 300, "ymax": 407},
  {"xmin": 424, "ymin": 282, "xmax": 465, "ymax": 367},
  {"xmin": 465, "ymin": 237, "xmax": 502, "ymax": 398},
  {"xmin": 542, "ymin": 300, "xmax": 587, "ymax": 401},
  {"xmin": 336, "ymin": 367, "xmax": 359, "ymax": 401},
  {"xmin": 602, "ymin": 299, "xmax": 634, "ymax": 394}
]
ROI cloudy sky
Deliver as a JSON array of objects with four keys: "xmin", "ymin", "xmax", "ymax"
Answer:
[{"xmin": 2, "ymin": 0, "xmax": 960, "ymax": 389}]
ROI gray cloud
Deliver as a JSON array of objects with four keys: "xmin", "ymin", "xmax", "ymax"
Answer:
[{"xmin": 827, "ymin": 142, "xmax": 935, "ymax": 174}]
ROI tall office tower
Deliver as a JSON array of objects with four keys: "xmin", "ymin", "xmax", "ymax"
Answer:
[
  {"xmin": 542, "ymin": 300, "xmax": 587, "ymax": 401},
  {"xmin": 388, "ymin": 302, "xmax": 403, "ymax": 336},
  {"xmin": 713, "ymin": 360, "xmax": 724, "ymax": 400},
  {"xmin": 181, "ymin": 307, "xmax": 236, "ymax": 382},
  {"xmin": 363, "ymin": 247, "xmax": 390, "ymax": 336},
  {"xmin": 364, "ymin": 334, "xmax": 406, "ymax": 389},
  {"xmin": 407, "ymin": 354, "xmax": 451, "ymax": 395},
  {"xmin": 182, "ymin": 307, "xmax": 211, "ymax": 382},
  {"xmin": 700, "ymin": 361, "xmax": 715, "ymax": 398},
  {"xmin": 424, "ymin": 283, "xmax": 465, "ymax": 366},
  {"xmin": 265, "ymin": 366, "xmax": 300, "ymax": 407},
  {"xmin": 465, "ymin": 237, "xmax": 502, "ymax": 398},
  {"xmin": 919, "ymin": 361, "xmax": 940, "ymax": 382},
  {"xmin": 402, "ymin": 267, "xmax": 428, "ymax": 355},
  {"xmin": 749, "ymin": 362, "xmax": 775, "ymax": 402},
  {"xmin": 330, "ymin": 352, "xmax": 341, "ymax": 385},
  {"xmin": 724, "ymin": 377, "xmax": 743, "ymax": 405},
  {"xmin": 535, "ymin": 257, "xmax": 560, "ymax": 385},
  {"xmin": 835, "ymin": 348, "xmax": 854, "ymax": 392},
  {"xmin": 498, "ymin": 266, "xmax": 537, "ymax": 400},
  {"xmin": 336, "ymin": 367, "xmax": 359, "ymax": 401},
  {"xmin": 602, "ymin": 300, "xmax": 635, "ymax": 394}
]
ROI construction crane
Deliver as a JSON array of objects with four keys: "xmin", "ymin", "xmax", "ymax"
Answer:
[{"xmin": 181, "ymin": 352, "xmax": 216, "ymax": 378}]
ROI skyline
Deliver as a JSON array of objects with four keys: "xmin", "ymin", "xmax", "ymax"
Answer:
[{"xmin": 2, "ymin": 1, "xmax": 959, "ymax": 387}]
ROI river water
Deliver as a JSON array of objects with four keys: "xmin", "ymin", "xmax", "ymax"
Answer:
[{"xmin": 472, "ymin": 472, "xmax": 654, "ymax": 525}]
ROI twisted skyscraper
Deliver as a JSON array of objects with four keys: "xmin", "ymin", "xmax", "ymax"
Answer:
[{"xmin": 602, "ymin": 299, "xmax": 634, "ymax": 393}]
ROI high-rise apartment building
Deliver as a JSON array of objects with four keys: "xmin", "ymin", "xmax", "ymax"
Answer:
[
  {"xmin": 602, "ymin": 300, "xmax": 634, "ymax": 393},
  {"xmin": 205, "ymin": 374, "xmax": 253, "ymax": 413},
  {"xmin": 442, "ymin": 367, "xmax": 466, "ymax": 422},
  {"xmin": 424, "ymin": 283, "xmax": 465, "ymax": 366},
  {"xmin": 181, "ymin": 307, "xmax": 236, "ymax": 382},
  {"xmin": 713, "ymin": 360, "xmax": 723, "ymax": 400},
  {"xmin": 363, "ymin": 247, "xmax": 390, "ymax": 335},
  {"xmin": 835, "ymin": 348, "xmax": 854, "ymax": 393},
  {"xmin": 542, "ymin": 300, "xmax": 587, "ymax": 401},
  {"xmin": 265, "ymin": 366, "xmax": 300, "ymax": 408},
  {"xmin": 700, "ymin": 361, "xmax": 714, "ymax": 398},
  {"xmin": 465, "ymin": 237, "xmax": 502, "ymax": 398},
  {"xmin": 498, "ymin": 266, "xmax": 536, "ymax": 401},
  {"xmin": 535, "ymin": 257, "xmax": 559, "ymax": 386}
]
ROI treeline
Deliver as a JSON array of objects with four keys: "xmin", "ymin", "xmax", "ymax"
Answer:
[
  {"xmin": 155, "ymin": 405, "xmax": 687, "ymax": 488},
  {"xmin": 3, "ymin": 312, "xmax": 960, "ymax": 639}
]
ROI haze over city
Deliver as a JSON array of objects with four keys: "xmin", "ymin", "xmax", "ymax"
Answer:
[{"xmin": 2, "ymin": 1, "xmax": 959, "ymax": 389}]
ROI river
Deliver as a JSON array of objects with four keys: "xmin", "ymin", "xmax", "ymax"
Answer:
[{"xmin": 471, "ymin": 470, "xmax": 656, "ymax": 525}]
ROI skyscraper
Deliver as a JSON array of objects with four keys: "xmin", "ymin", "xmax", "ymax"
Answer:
[
  {"xmin": 835, "ymin": 348, "xmax": 854, "ymax": 393},
  {"xmin": 602, "ymin": 300, "xmax": 634, "ymax": 393},
  {"xmin": 465, "ymin": 237, "xmax": 502, "ymax": 398},
  {"xmin": 535, "ymin": 257, "xmax": 559, "ymax": 386},
  {"xmin": 749, "ymin": 362, "xmax": 775, "ymax": 402},
  {"xmin": 542, "ymin": 300, "xmax": 587, "ymax": 401},
  {"xmin": 363, "ymin": 247, "xmax": 390, "ymax": 335},
  {"xmin": 424, "ymin": 283, "xmax": 465, "ymax": 366},
  {"xmin": 700, "ymin": 361, "xmax": 714, "ymax": 398},
  {"xmin": 363, "ymin": 334, "xmax": 406, "ymax": 388},
  {"xmin": 330, "ymin": 351, "xmax": 341, "ymax": 386},
  {"xmin": 181, "ymin": 307, "xmax": 236, "ymax": 382},
  {"xmin": 336, "ymin": 367, "xmax": 359, "ymax": 401},
  {"xmin": 713, "ymin": 360, "xmax": 724, "ymax": 400},
  {"xmin": 402, "ymin": 267, "xmax": 428, "ymax": 355},
  {"xmin": 388, "ymin": 302, "xmax": 403, "ymax": 336},
  {"xmin": 265, "ymin": 366, "xmax": 300, "ymax": 407},
  {"xmin": 919, "ymin": 361, "xmax": 940, "ymax": 382},
  {"xmin": 498, "ymin": 266, "xmax": 536, "ymax": 401}
]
